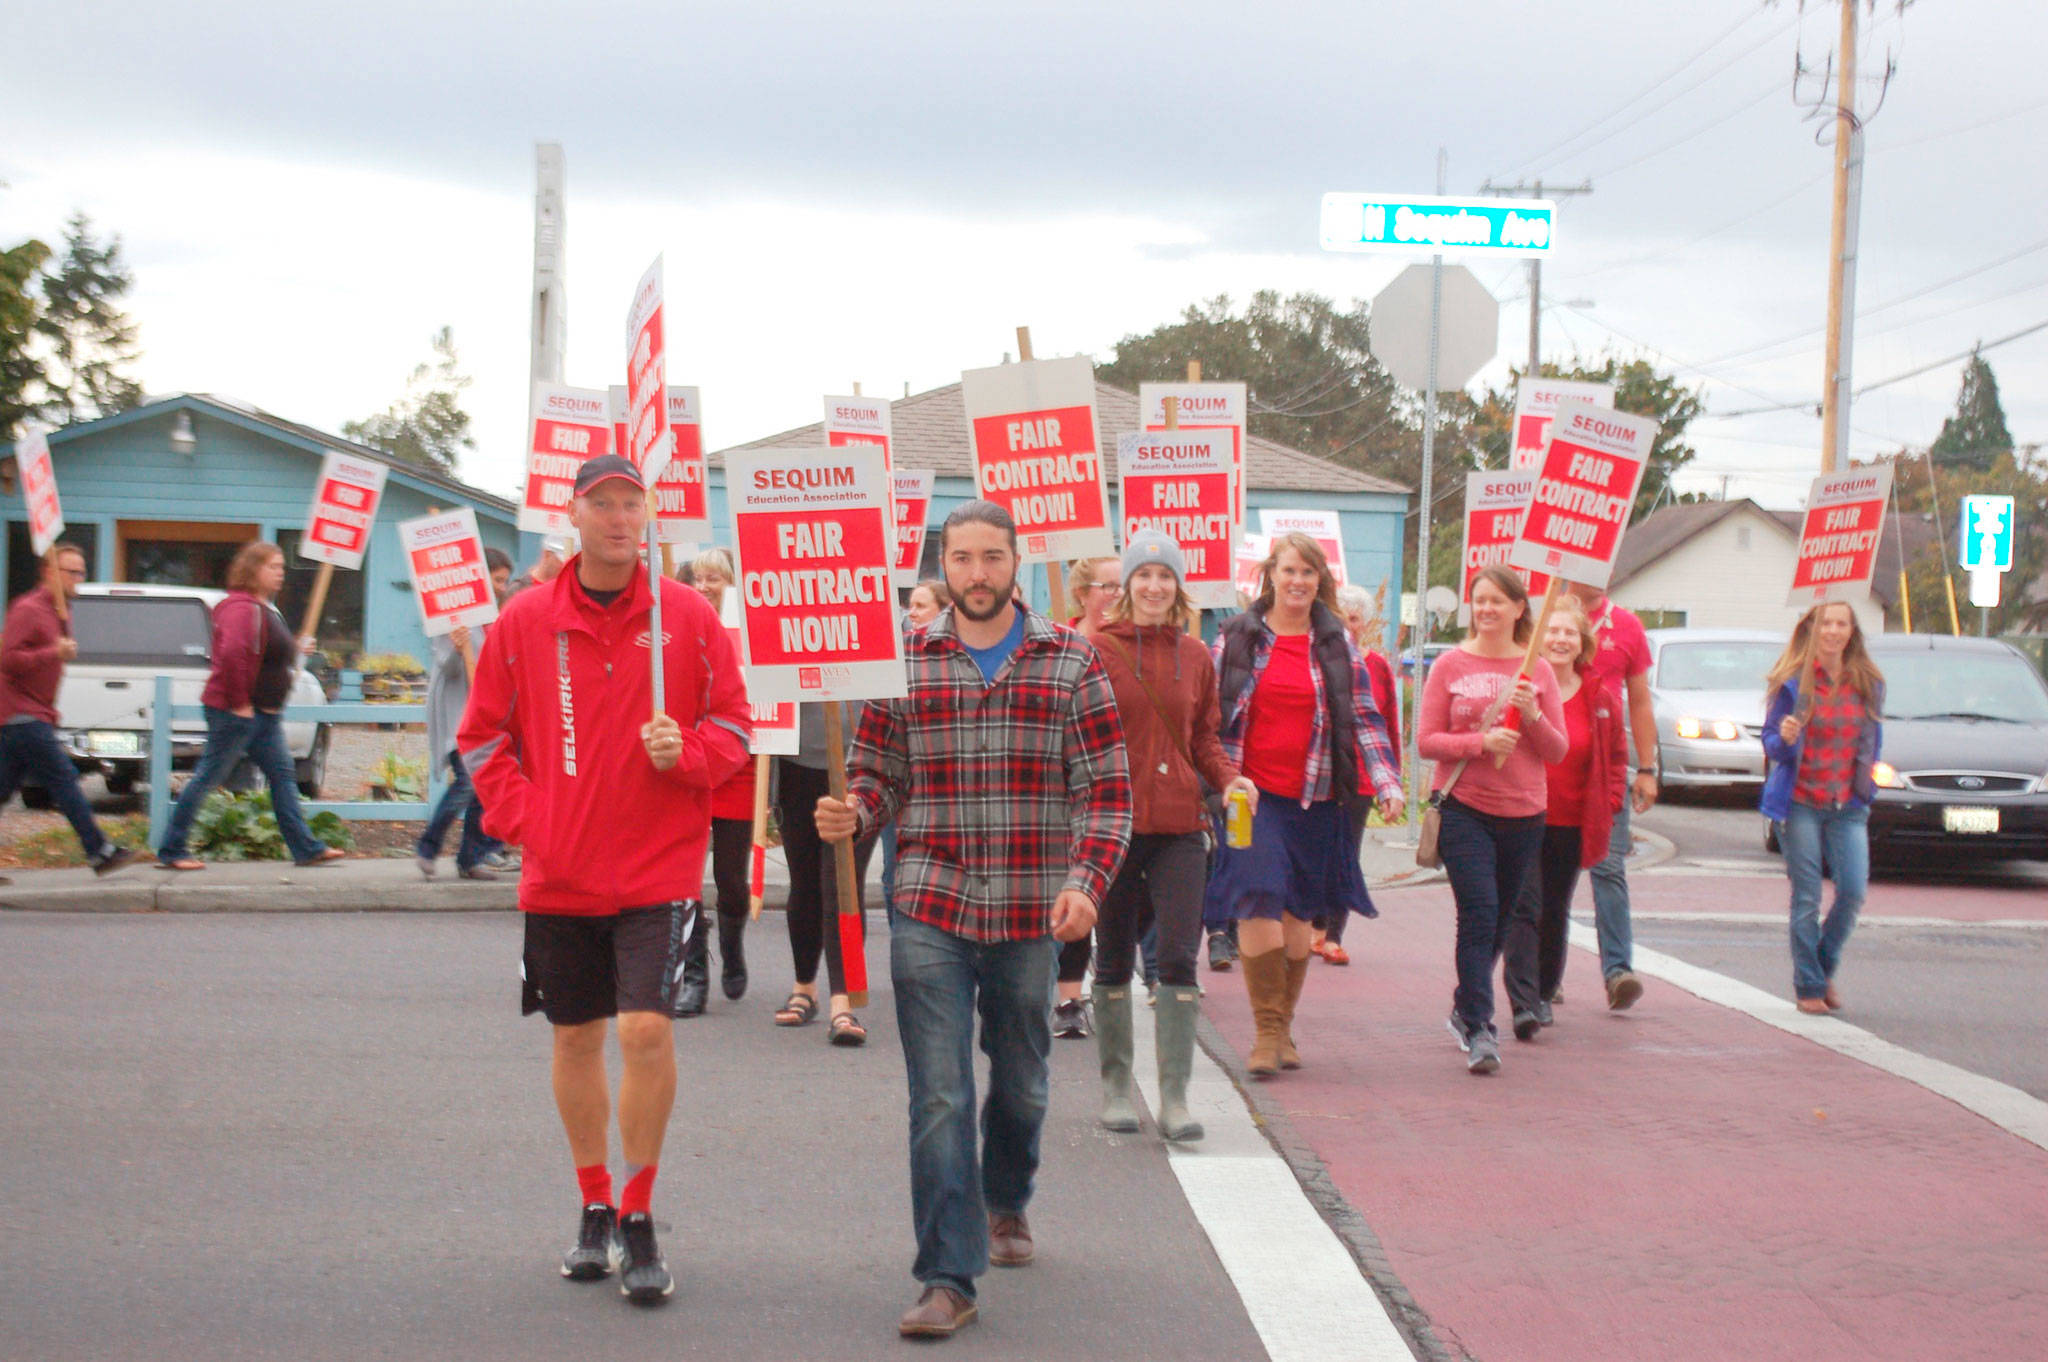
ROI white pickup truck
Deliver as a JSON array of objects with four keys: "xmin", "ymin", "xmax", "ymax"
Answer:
[{"xmin": 29, "ymin": 584, "xmax": 330, "ymax": 805}]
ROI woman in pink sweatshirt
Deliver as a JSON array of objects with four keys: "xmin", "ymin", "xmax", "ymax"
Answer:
[{"xmin": 1416, "ymin": 566, "xmax": 1567, "ymax": 1074}]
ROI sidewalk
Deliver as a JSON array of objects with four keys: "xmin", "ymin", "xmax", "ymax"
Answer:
[{"xmin": 1196, "ymin": 879, "xmax": 2048, "ymax": 1362}]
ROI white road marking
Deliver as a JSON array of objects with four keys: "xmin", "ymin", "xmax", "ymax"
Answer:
[
  {"xmin": 1573, "ymin": 923, "xmax": 2048, "ymax": 1154},
  {"xmin": 1579, "ymin": 910, "xmax": 2048, "ymax": 931},
  {"xmin": 1132, "ymin": 1006, "xmax": 1417, "ymax": 1362}
]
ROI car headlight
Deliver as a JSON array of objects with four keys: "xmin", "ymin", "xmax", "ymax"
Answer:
[
  {"xmin": 1871, "ymin": 761, "xmax": 1904, "ymax": 789},
  {"xmin": 1710, "ymin": 719, "xmax": 1740, "ymax": 742},
  {"xmin": 1675, "ymin": 717, "xmax": 1701, "ymax": 739},
  {"xmin": 1675, "ymin": 717, "xmax": 1741, "ymax": 741}
]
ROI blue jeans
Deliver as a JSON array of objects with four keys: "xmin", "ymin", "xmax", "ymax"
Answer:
[
  {"xmin": 890, "ymin": 913, "xmax": 1055, "ymax": 1301},
  {"xmin": 417, "ymin": 751, "xmax": 497, "ymax": 871},
  {"xmin": 1438, "ymin": 798, "xmax": 1545, "ymax": 1037},
  {"xmin": 159, "ymin": 707, "xmax": 323, "ymax": 863},
  {"xmin": 1781, "ymin": 802, "xmax": 1869, "ymax": 1000},
  {"xmin": 879, "ymin": 821, "xmax": 899, "ymax": 924},
  {"xmin": 1589, "ymin": 798, "xmax": 1634, "ymax": 978},
  {"xmin": 0, "ymin": 719, "xmax": 107, "ymax": 859}
]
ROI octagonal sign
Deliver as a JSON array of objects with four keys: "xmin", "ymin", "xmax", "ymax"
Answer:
[{"xmin": 1369, "ymin": 263, "xmax": 1499, "ymax": 393}]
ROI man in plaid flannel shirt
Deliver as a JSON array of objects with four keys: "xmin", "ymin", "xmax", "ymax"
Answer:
[{"xmin": 816, "ymin": 500, "xmax": 1131, "ymax": 1340}]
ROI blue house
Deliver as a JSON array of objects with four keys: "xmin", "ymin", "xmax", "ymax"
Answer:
[
  {"xmin": 1, "ymin": 394, "xmax": 537, "ymax": 666},
  {"xmin": 715, "ymin": 379, "xmax": 1411, "ymax": 649}
]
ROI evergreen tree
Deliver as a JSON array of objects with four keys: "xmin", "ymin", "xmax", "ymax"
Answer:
[
  {"xmin": 342, "ymin": 326, "xmax": 475, "ymax": 476},
  {"xmin": 1926, "ymin": 352, "xmax": 2012, "ymax": 473},
  {"xmin": 33, "ymin": 212, "xmax": 144, "ymax": 425},
  {"xmin": 0, "ymin": 233, "xmax": 51, "ymax": 440}
]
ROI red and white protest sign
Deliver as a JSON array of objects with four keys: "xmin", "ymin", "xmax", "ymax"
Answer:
[
  {"xmin": 1460, "ymin": 470, "xmax": 1548, "ymax": 604},
  {"xmin": 523, "ymin": 384, "xmax": 612, "ymax": 535},
  {"xmin": 607, "ymin": 385, "xmax": 708, "ymax": 544},
  {"xmin": 399, "ymin": 508, "xmax": 499, "ymax": 638},
  {"xmin": 1507, "ymin": 401, "xmax": 1656, "ymax": 589},
  {"xmin": 17, "ymin": 426, "xmax": 64, "ymax": 556},
  {"xmin": 1789, "ymin": 464, "xmax": 1893, "ymax": 607},
  {"xmin": 300, "ymin": 450, "xmax": 389, "ymax": 570},
  {"xmin": 1510, "ymin": 377, "xmax": 1616, "ymax": 471},
  {"xmin": 717, "ymin": 592, "xmax": 799, "ymax": 756},
  {"xmin": 961, "ymin": 356, "xmax": 1111, "ymax": 563},
  {"xmin": 891, "ymin": 470, "xmax": 934, "ymax": 587},
  {"xmin": 1233, "ymin": 534, "xmax": 1270, "ymax": 602},
  {"xmin": 623, "ymin": 255, "xmax": 672, "ymax": 483},
  {"xmin": 725, "ymin": 446, "xmax": 906, "ymax": 704},
  {"xmin": 1259, "ymin": 508, "xmax": 1348, "ymax": 585},
  {"xmin": 825, "ymin": 395, "xmax": 892, "ymax": 463},
  {"xmin": 1117, "ymin": 430, "xmax": 1236, "ymax": 609},
  {"xmin": 1140, "ymin": 381, "xmax": 1247, "ymax": 531}
]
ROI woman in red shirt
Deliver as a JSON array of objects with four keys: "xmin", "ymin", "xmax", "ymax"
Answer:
[{"xmin": 1500, "ymin": 594, "xmax": 1626, "ymax": 1039}]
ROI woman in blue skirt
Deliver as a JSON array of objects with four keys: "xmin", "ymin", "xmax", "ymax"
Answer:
[{"xmin": 1206, "ymin": 533, "xmax": 1406, "ymax": 1077}]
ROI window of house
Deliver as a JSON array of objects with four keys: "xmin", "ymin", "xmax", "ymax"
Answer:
[
  {"xmin": 1636, "ymin": 609, "xmax": 1689, "ymax": 630},
  {"xmin": 1736, "ymin": 525, "xmax": 1752, "ymax": 550}
]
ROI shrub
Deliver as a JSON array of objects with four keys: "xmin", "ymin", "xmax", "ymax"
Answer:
[{"xmin": 191, "ymin": 790, "xmax": 354, "ymax": 861}]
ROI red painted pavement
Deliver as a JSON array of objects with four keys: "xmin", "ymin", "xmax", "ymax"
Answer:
[{"xmin": 1204, "ymin": 883, "xmax": 2048, "ymax": 1362}]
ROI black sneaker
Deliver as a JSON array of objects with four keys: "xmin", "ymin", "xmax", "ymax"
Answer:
[
  {"xmin": 1467, "ymin": 1027, "xmax": 1502, "ymax": 1074},
  {"xmin": 1052, "ymin": 998, "xmax": 1090, "ymax": 1039},
  {"xmin": 1512, "ymin": 1010, "xmax": 1541, "ymax": 1042},
  {"xmin": 562, "ymin": 1203, "xmax": 616, "ymax": 1280},
  {"xmin": 613, "ymin": 1211, "xmax": 674, "ymax": 1304},
  {"xmin": 1445, "ymin": 1012, "xmax": 1472, "ymax": 1053},
  {"xmin": 1207, "ymin": 932, "xmax": 1236, "ymax": 972},
  {"xmin": 1535, "ymin": 1000, "xmax": 1555, "ymax": 1027},
  {"xmin": 91, "ymin": 847, "xmax": 144, "ymax": 877}
]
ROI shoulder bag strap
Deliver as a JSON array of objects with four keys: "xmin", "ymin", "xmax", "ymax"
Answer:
[{"xmin": 1101, "ymin": 635, "xmax": 1200, "ymax": 775}]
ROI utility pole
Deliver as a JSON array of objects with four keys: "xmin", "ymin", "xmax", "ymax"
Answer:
[
  {"xmin": 530, "ymin": 143, "xmax": 567, "ymax": 388},
  {"xmin": 1479, "ymin": 178, "xmax": 1591, "ymax": 373},
  {"xmin": 1818, "ymin": 0, "xmax": 1862, "ymax": 474}
]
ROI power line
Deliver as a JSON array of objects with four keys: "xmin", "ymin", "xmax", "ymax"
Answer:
[
  {"xmin": 1711, "ymin": 273, "xmax": 2048, "ymax": 375},
  {"xmin": 1491, "ymin": 8, "xmax": 1773, "ymax": 181},
  {"xmin": 1562, "ymin": 171, "xmax": 1830, "ymax": 282},
  {"xmin": 1708, "ymin": 315, "xmax": 2048, "ymax": 417},
  {"xmin": 1868, "ymin": 92, "xmax": 2048, "ymax": 155},
  {"xmin": 1582, "ymin": 80, "xmax": 1786, "ymax": 182}
]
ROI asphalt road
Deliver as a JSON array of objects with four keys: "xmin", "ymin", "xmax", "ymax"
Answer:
[{"xmin": 0, "ymin": 912, "xmax": 1265, "ymax": 1362}]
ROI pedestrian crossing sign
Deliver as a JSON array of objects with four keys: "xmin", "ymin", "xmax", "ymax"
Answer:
[{"xmin": 1958, "ymin": 495, "xmax": 2014, "ymax": 572}]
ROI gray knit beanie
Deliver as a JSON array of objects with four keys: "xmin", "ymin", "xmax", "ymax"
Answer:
[{"xmin": 1121, "ymin": 528, "xmax": 1186, "ymax": 587}]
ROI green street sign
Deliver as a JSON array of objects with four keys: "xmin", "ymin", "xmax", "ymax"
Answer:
[{"xmin": 1319, "ymin": 193, "xmax": 1555, "ymax": 258}]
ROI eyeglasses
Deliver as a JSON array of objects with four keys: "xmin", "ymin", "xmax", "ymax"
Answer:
[{"xmin": 1084, "ymin": 583, "xmax": 1123, "ymax": 596}]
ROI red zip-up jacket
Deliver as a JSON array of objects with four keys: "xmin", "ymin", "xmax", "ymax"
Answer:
[
  {"xmin": 1559, "ymin": 672, "xmax": 1630, "ymax": 868},
  {"xmin": 0, "ymin": 586, "xmax": 70, "ymax": 724},
  {"xmin": 458, "ymin": 560, "xmax": 751, "ymax": 916}
]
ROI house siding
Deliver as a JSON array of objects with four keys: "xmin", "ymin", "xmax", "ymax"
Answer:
[{"xmin": 1612, "ymin": 507, "xmax": 1884, "ymax": 634}]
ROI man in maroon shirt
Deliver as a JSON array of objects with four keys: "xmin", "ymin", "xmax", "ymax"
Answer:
[
  {"xmin": 0, "ymin": 544, "xmax": 142, "ymax": 876},
  {"xmin": 1566, "ymin": 581, "xmax": 1657, "ymax": 1009}
]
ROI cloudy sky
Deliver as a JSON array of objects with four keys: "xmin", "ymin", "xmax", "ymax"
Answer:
[{"xmin": 5, "ymin": 0, "xmax": 2041, "ymax": 508}]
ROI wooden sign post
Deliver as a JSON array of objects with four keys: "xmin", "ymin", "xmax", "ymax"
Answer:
[{"xmin": 747, "ymin": 754, "xmax": 772, "ymax": 921}]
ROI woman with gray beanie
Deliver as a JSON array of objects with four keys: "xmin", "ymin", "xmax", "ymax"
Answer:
[{"xmin": 1088, "ymin": 528, "xmax": 1256, "ymax": 1141}]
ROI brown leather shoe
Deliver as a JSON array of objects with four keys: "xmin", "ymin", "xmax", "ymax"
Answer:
[
  {"xmin": 988, "ymin": 1211, "xmax": 1033, "ymax": 1267},
  {"xmin": 898, "ymin": 1285, "xmax": 977, "ymax": 1337}
]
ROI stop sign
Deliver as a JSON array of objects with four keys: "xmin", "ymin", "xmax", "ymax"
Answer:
[{"xmin": 1369, "ymin": 263, "xmax": 1499, "ymax": 392}]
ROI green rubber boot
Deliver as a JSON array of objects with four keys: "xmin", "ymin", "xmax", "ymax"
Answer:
[
  {"xmin": 1093, "ymin": 985, "xmax": 1142, "ymax": 1132},
  {"xmin": 1154, "ymin": 985, "xmax": 1206, "ymax": 1142}
]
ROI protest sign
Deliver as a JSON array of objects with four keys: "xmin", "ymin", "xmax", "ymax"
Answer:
[
  {"xmin": 1460, "ymin": 470, "xmax": 1548, "ymax": 606},
  {"xmin": 1117, "ymin": 430, "xmax": 1237, "ymax": 609},
  {"xmin": 17, "ymin": 426, "xmax": 64, "ymax": 557},
  {"xmin": 1789, "ymin": 465, "xmax": 1893, "ymax": 607},
  {"xmin": 1506, "ymin": 401, "xmax": 1656, "ymax": 590},
  {"xmin": 825, "ymin": 395, "xmax": 892, "ymax": 462},
  {"xmin": 522, "ymin": 384, "xmax": 612, "ymax": 535},
  {"xmin": 623, "ymin": 255, "xmax": 672, "ymax": 483},
  {"xmin": 654, "ymin": 386, "xmax": 709, "ymax": 543},
  {"xmin": 300, "ymin": 450, "xmax": 389, "ymax": 571},
  {"xmin": 725, "ymin": 446, "xmax": 906, "ymax": 704},
  {"xmin": 1510, "ymin": 377, "xmax": 1616, "ymax": 471},
  {"xmin": 1233, "ymin": 533, "xmax": 1271, "ymax": 602},
  {"xmin": 1140, "ymin": 381, "xmax": 1247, "ymax": 530},
  {"xmin": 1259, "ymin": 508, "xmax": 1348, "ymax": 585},
  {"xmin": 960, "ymin": 355, "xmax": 1111, "ymax": 563},
  {"xmin": 399, "ymin": 508, "xmax": 499, "ymax": 638},
  {"xmin": 891, "ymin": 470, "xmax": 934, "ymax": 586},
  {"xmin": 717, "ymin": 589, "xmax": 798, "ymax": 756}
]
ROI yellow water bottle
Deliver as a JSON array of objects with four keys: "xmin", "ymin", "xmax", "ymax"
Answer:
[{"xmin": 1225, "ymin": 788, "xmax": 1254, "ymax": 849}]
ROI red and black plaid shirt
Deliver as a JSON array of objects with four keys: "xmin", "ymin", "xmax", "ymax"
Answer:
[
  {"xmin": 847, "ymin": 605, "xmax": 1132, "ymax": 943},
  {"xmin": 1791, "ymin": 666, "xmax": 1867, "ymax": 808}
]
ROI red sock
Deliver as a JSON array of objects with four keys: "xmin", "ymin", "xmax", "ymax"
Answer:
[
  {"xmin": 620, "ymin": 1164, "xmax": 658, "ymax": 1217},
  {"xmin": 576, "ymin": 1163, "xmax": 612, "ymax": 1209}
]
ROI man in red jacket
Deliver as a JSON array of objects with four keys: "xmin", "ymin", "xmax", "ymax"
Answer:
[
  {"xmin": 458, "ymin": 454, "xmax": 750, "ymax": 1307},
  {"xmin": 0, "ymin": 543, "xmax": 142, "ymax": 877}
]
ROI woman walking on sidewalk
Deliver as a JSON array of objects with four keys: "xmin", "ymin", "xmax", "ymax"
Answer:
[
  {"xmin": 679, "ymin": 548, "xmax": 751, "ymax": 1015},
  {"xmin": 157, "ymin": 542, "xmax": 344, "ymax": 872},
  {"xmin": 1090, "ymin": 530, "xmax": 1255, "ymax": 1140},
  {"xmin": 1417, "ymin": 566, "xmax": 1566, "ymax": 1074},
  {"xmin": 1760, "ymin": 602, "xmax": 1883, "ymax": 1015},
  {"xmin": 1311, "ymin": 583, "xmax": 1401, "ymax": 968},
  {"xmin": 1204, "ymin": 533, "xmax": 1404, "ymax": 1078},
  {"xmin": 772, "ymin": 702, "xmax": 879, "ymax": 1043},
  {"xmin": 1500, "ymin": 594, "xmax": 1626, "ymax": 1040}
]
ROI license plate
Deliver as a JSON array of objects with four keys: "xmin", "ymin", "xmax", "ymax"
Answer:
[
  {"xmin": 1943, "ymin": 806, "xmax": 1999, "ymax": 834},
  {"xmin": 85, "ymin": 730, "xmax": 141, "ymax": 757}
]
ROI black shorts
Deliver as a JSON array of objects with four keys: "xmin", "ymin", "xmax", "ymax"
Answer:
[{"xmin": 520, "ymin": 901, "xmax": 699, "ymax": 1026}]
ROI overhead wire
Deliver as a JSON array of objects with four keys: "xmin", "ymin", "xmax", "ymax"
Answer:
[
  {"xmin": 1708, "ymin": 315, "xmax": 2048, "ymax": 417},
  {"xmin": 1581, "ymin": 80, "xmax": 1786, "ymax": 183}
]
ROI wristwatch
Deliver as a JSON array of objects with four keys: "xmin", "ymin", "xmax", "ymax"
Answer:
[{"xmin": 1636, "ymin": 766, "xmax": 1657, "ymax": 777}]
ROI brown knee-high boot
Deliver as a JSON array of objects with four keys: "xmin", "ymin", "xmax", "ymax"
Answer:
[
  {"xmin": 1277, "ymin": 954, "xmax": 1310, "ymax": 1070},
  {"xmin": 1241, "ymin": 949, "xmax": 1289, "ymax": 1077}
]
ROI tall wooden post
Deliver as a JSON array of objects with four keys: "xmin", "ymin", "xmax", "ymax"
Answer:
[{"xmin": 1818, "ymin": 0, "xmax": 1859, "ymax": 475}]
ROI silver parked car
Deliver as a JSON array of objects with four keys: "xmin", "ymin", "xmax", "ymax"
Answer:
[{"xmin": 1645, "ymin": 628, "xmax": 1783, "ymax": 789}]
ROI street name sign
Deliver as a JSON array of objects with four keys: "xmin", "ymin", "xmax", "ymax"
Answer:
[{"xmin": 1320, "ymin": 193, "xmax": 1556, "ymax": 258}]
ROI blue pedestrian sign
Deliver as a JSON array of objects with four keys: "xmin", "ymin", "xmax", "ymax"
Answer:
[{"xmin": 1959, "ymin": 494, "xmax": 2015, "ymax": 572}]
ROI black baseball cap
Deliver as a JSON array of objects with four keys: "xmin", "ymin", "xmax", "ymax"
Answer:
[{"xmin": 574, "ymin": 454, "xmax": 646, "ymax": 495}]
